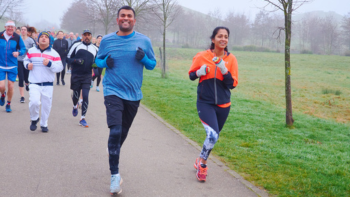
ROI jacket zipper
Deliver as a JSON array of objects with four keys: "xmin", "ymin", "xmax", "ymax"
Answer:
[{"xmin": 214, "ymin": 65, "xmax": 217, "ymax": 105}]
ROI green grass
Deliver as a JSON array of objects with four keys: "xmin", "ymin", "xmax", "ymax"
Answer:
[{"xmin": 141, "ymin": 48, "xmax": 350, "ymax": 196}]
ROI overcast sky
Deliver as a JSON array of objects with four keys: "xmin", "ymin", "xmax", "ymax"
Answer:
[{"xmin": 22, "ymin": 0, "xmax": 349, "ymax": 27}]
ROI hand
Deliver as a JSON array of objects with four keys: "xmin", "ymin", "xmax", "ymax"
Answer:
[
  {"xmin": 196, "ymin": 65, "xmax": 210, "ymax": 77},
  {"xmin": 12, "ymin": 52, "xmax": 19, "ymax": 58},
  {"xmin": 28, "ymin": 63, "xmax": 33, "ymax": 70},
  {"xmin": 212, "ymin": 57, "xmax": 228, "ymax": 74},
  {"xmin": 74, "ymin": 58, "xmax": 84, "ymax": 65},
  {"xmin": 135, "ymin": 47, "xmax": 145, "ymax": 61},
  {"xmin": 43, "ymin": 58, "xmax": 50, "ymax": 66},
  {"xmin": 106, "ymin": 55, "xmax": 114, "ymax": 69}
]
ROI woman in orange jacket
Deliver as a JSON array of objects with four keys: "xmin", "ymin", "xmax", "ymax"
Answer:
[{"xmin": 188, "ymin": 26, "xmax": 238, "ymax": 182}]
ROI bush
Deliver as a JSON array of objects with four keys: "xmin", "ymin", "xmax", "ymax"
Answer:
[
  {"xmin": 300, "ymin": 49, "xmax": 313, "ymax": 54},
  {"xmin": 181, "ymin": 43, "xmax": 190, "ymax": 48},
  {"xmin": 322, "ymin": 88, "xmax": 342, "ymax": 95},
  {"xmin": 344, "ymin": 50, "xmax": 350, "ymax": 56},
  {"xmin": 232, "ymin": 45, "xmax": 278, "ymax": 53}
]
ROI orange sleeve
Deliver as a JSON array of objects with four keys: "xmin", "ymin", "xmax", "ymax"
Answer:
[
  {"xmin": 188, "ymin": 52, "xmax": 204, "ymax": 75},
  {"xmin": 228, "ymin": 55, "xmax": 239, "ymax": 87}
]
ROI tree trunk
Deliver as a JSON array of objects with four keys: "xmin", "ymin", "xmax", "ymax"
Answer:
[
  {"xmin": 161, "ymin": 2, "xmax": 166, "ymax": 78},
  {"xmin": 162, "ymin": 28, "xmax": 166, "ymax": 78},
  {"xmin": 159, "ymin": 47, "xmax": 163, "ymax": 69},
  {"xmin": 285, "ymin": 0, "xmax": 294, "ymax": 127}
]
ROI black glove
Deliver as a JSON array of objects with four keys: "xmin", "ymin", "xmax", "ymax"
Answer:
[
  {"xmin": 135, "ymin": 47, "xmax": 145, "ymax": 61},
  {"xmin": 74, "ymin": 58, "xmax": 84, "ymax": 65},
  {"xmin": 106, "ymin": 55, "xmax": 114, "ymax": 69}
]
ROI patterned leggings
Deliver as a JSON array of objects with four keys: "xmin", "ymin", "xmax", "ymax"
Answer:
[{"xmin": 197, "ymin": 102, "xmax": 230, "ymax": 160}]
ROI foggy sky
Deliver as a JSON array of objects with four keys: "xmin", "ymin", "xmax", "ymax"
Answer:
[{"xmin": 22, "ymin": 0, "xmax": 349, "ymax": 27}]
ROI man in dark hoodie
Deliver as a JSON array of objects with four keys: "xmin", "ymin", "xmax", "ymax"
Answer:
[{"xmin": 53, "ymin": 31, "xmax": 68, "ymax": 85}]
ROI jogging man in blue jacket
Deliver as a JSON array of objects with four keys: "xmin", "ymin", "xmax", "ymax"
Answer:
[{"xmin": 0, "ymin": 20, "xmax": 26, "ymax": 112}]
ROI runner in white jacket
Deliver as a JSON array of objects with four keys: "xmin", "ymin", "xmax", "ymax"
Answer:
[{"xmin": 23, "ymin": 31, "xmax": 63, "ymax": 132}]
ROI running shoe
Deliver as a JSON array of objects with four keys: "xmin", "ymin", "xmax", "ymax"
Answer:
[
  {"xmin": 56, "ymin": 81, "xmax": 60, "ymax": 85},
  {"xmin": 61, "ymin": 79, "xmax": 65, "ymax": 86},
  {"xmin": 5, "ymin": 104, "xmax": 11, "ymax": 112},
  {"xmin": 41, "ymin": 126, "xmax": 49, "ymax": 133},
  {"xmin": 72, "ymin": 107, "xmax": 78, "ymax": 117},
  {"xmin": 20, "ymin": 97, "xmax": 25, "ymax": 103},
  {"xmin": 110, "ymin": 174, "xmax": 123, "ymax": 195},
  {"xmin": 30, "ymin": 118, "xmax": 40, "ymax": 131},
  {"xmin": 79, "ymin": 118, "xmax": 89, "ymax": 127},
  {"xmin": 0, "ymin": 92, "xmax": 5, "ymax": 106},
  {"xmin": 194, "ymin": 158, "xmax": 200, "ymax": 169},
  {"xmin": 25, "ymin": 84, "xmax": 29, "ymax": 91},
  {"xmin": 16, "ymin": 77, "xmax": 19, "ymax": 82},
  {"xmin": 196, "ymin": 160, "xmax": 208, "ymax": 182},
  {"xmin": 90, "ymin": 81, "xmax": 93, "ymax": 88},
  {"xmin": 96, "ymin": 86, "xmax": 100, "ymax": 92}
]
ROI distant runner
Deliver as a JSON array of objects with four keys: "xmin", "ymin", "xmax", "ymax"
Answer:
[
  {"xmin": 17, "ymin": 26, "xmax": 36, "ymax": 103},
  {"xmin": 67, "ymin": 29, "xmax": 98, "ymax": 127},
  {"xmin": 24, "ymin": 31, "xmax": 63, "ymax": 132},
  {"xmin": 0, "ymin": 20, "xmax": 26, "ymax": 112},
  {"xmin": 91, "ymin": 34, "xmax": 103, "ymax": 92}
]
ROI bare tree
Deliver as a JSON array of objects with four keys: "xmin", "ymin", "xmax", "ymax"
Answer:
[
  {"xmin": 224, "ymin": 11, "xmax": 250, "ymax": 46},
  {"xmin": 61, "ymin": 0, "xmax": 91, "ymax": 33},
  {"xmin": 85, "ymin": 0, "xmax": 121, "ymax": 34},
  {"xmin": 0, "ymin": 0, "xmax": 23, "ymax": 21},
  {"xmin": 341, "ymin": 12, "xmax": 350, "ymax": 50},
  {"xmin": 319, "ymin": 14, "xmax": 340, "ymax": 55},
  {"xmin": 122, "ymin": 0, "xmax": 150, "ymax": 16},
  {"xmin": 7, "ymin": 9, "xmax": 23, "ymax": 25},
  {"xmin": 150, "ymin": 0, "xmax": 180, "ymax": 78},
  {"xmin": 263, "ymin": 0, "xmax": 311, "ymax": 127}
]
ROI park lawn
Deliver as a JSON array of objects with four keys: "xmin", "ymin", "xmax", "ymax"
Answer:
[{"xmin": 140, "ymin": 48, "xmax": 350, "ymax": 196}]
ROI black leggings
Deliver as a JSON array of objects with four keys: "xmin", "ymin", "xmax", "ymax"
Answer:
[
  {"xmin": 197, "ymin": 102, "xmax": 230, "ymax": 160},
  {"xmin": 104, "ymin": 95, "xmax": 140, "ymax": 174},
  {"xmin": 56, "ymin": 57, "xmax": 66, "ymax": 81},
  {"xmin": 72, "ymin": 88, "xmax": 90, "ymax": 116},
  {"xmin": 17, "ymin": 61, "xmax": 29, "ymax": 87},
  {"xmin": 92, "ymin": 68, "xmax": 103, "ymax": 86}
]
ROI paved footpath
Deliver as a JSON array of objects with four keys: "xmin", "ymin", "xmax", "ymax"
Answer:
[{"xmin": 0, "ymin": 78, "xmax": 268, "ymax": 197}]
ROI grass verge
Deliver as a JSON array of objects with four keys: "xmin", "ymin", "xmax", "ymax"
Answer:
[{"xmin": 141, "ymin": 59, "xmax": 350, "ymax": 196}]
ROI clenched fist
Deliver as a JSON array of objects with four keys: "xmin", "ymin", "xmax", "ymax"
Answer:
[
  {"xmin": 12, "ymin": 52, "xmax": 19, "ymax": 58},
  {"xmin": 28, "ymin": 63, "xmax": 34, "ymax": 70},
  {"xmin": 43, "ymin": 58, "xmax": 50, "ymax": 66}
]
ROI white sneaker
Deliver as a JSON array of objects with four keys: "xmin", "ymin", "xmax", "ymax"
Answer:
[{"xmin": 110, "ymin": 174, "xmax": 123, "ymax": 194}]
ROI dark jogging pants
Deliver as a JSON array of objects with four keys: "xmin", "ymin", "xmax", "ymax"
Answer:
[{"xmin": 104, "ymin": 95, "xmax": 140, "ymax": 175}]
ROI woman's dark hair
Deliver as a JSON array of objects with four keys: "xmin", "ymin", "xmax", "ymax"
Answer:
[
  {"xmin": 27, "ymin": 26, "xmax": 37, "ymax": 34},
  {"xmin": 209, "ymin": 26, "xmax": 230, "ymax": 52}
]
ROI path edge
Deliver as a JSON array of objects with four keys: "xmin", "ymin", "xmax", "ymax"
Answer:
[{"xmin": 140, "ymin": 104, "xmax": 269, "ymax": 197}]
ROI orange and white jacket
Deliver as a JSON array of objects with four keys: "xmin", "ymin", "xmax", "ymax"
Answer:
[{"xmin": 188, "ymin": 50, "xmax": 238, "ymax": 106}]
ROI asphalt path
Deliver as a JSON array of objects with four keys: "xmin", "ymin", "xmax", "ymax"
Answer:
[{"xmin": 0, "ymin": 76, "xmax": 268, "ymax": 197}]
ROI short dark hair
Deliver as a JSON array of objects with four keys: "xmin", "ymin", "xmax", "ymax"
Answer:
[
  {"xmin": 56, "ymin": 30, "xmax": 64, "ymax": 35},
  {"xmin": 117, "ymin": 6, "xmax": 136, "ymax": 18},
  {"xmin": 209, "ymin": 26, "xmax": 230, "ymax": 52}
]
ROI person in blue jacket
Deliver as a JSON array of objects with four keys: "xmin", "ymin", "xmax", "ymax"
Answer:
[
  {"xmin": 95, "ymin": 5, "xmax": 156, "ymax": 195},
  {"xmin": 0, "ymin": 20, "xmax": 26, "ymax": 112}
]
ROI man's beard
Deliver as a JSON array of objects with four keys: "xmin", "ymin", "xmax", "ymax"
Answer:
[
  {"xmin": 119, "ymin": 23, "xmax": 133, "ymax": 32},
  {"xmin": 84, "ymin": 38, "xmax": 91, "ymax": 44}
]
